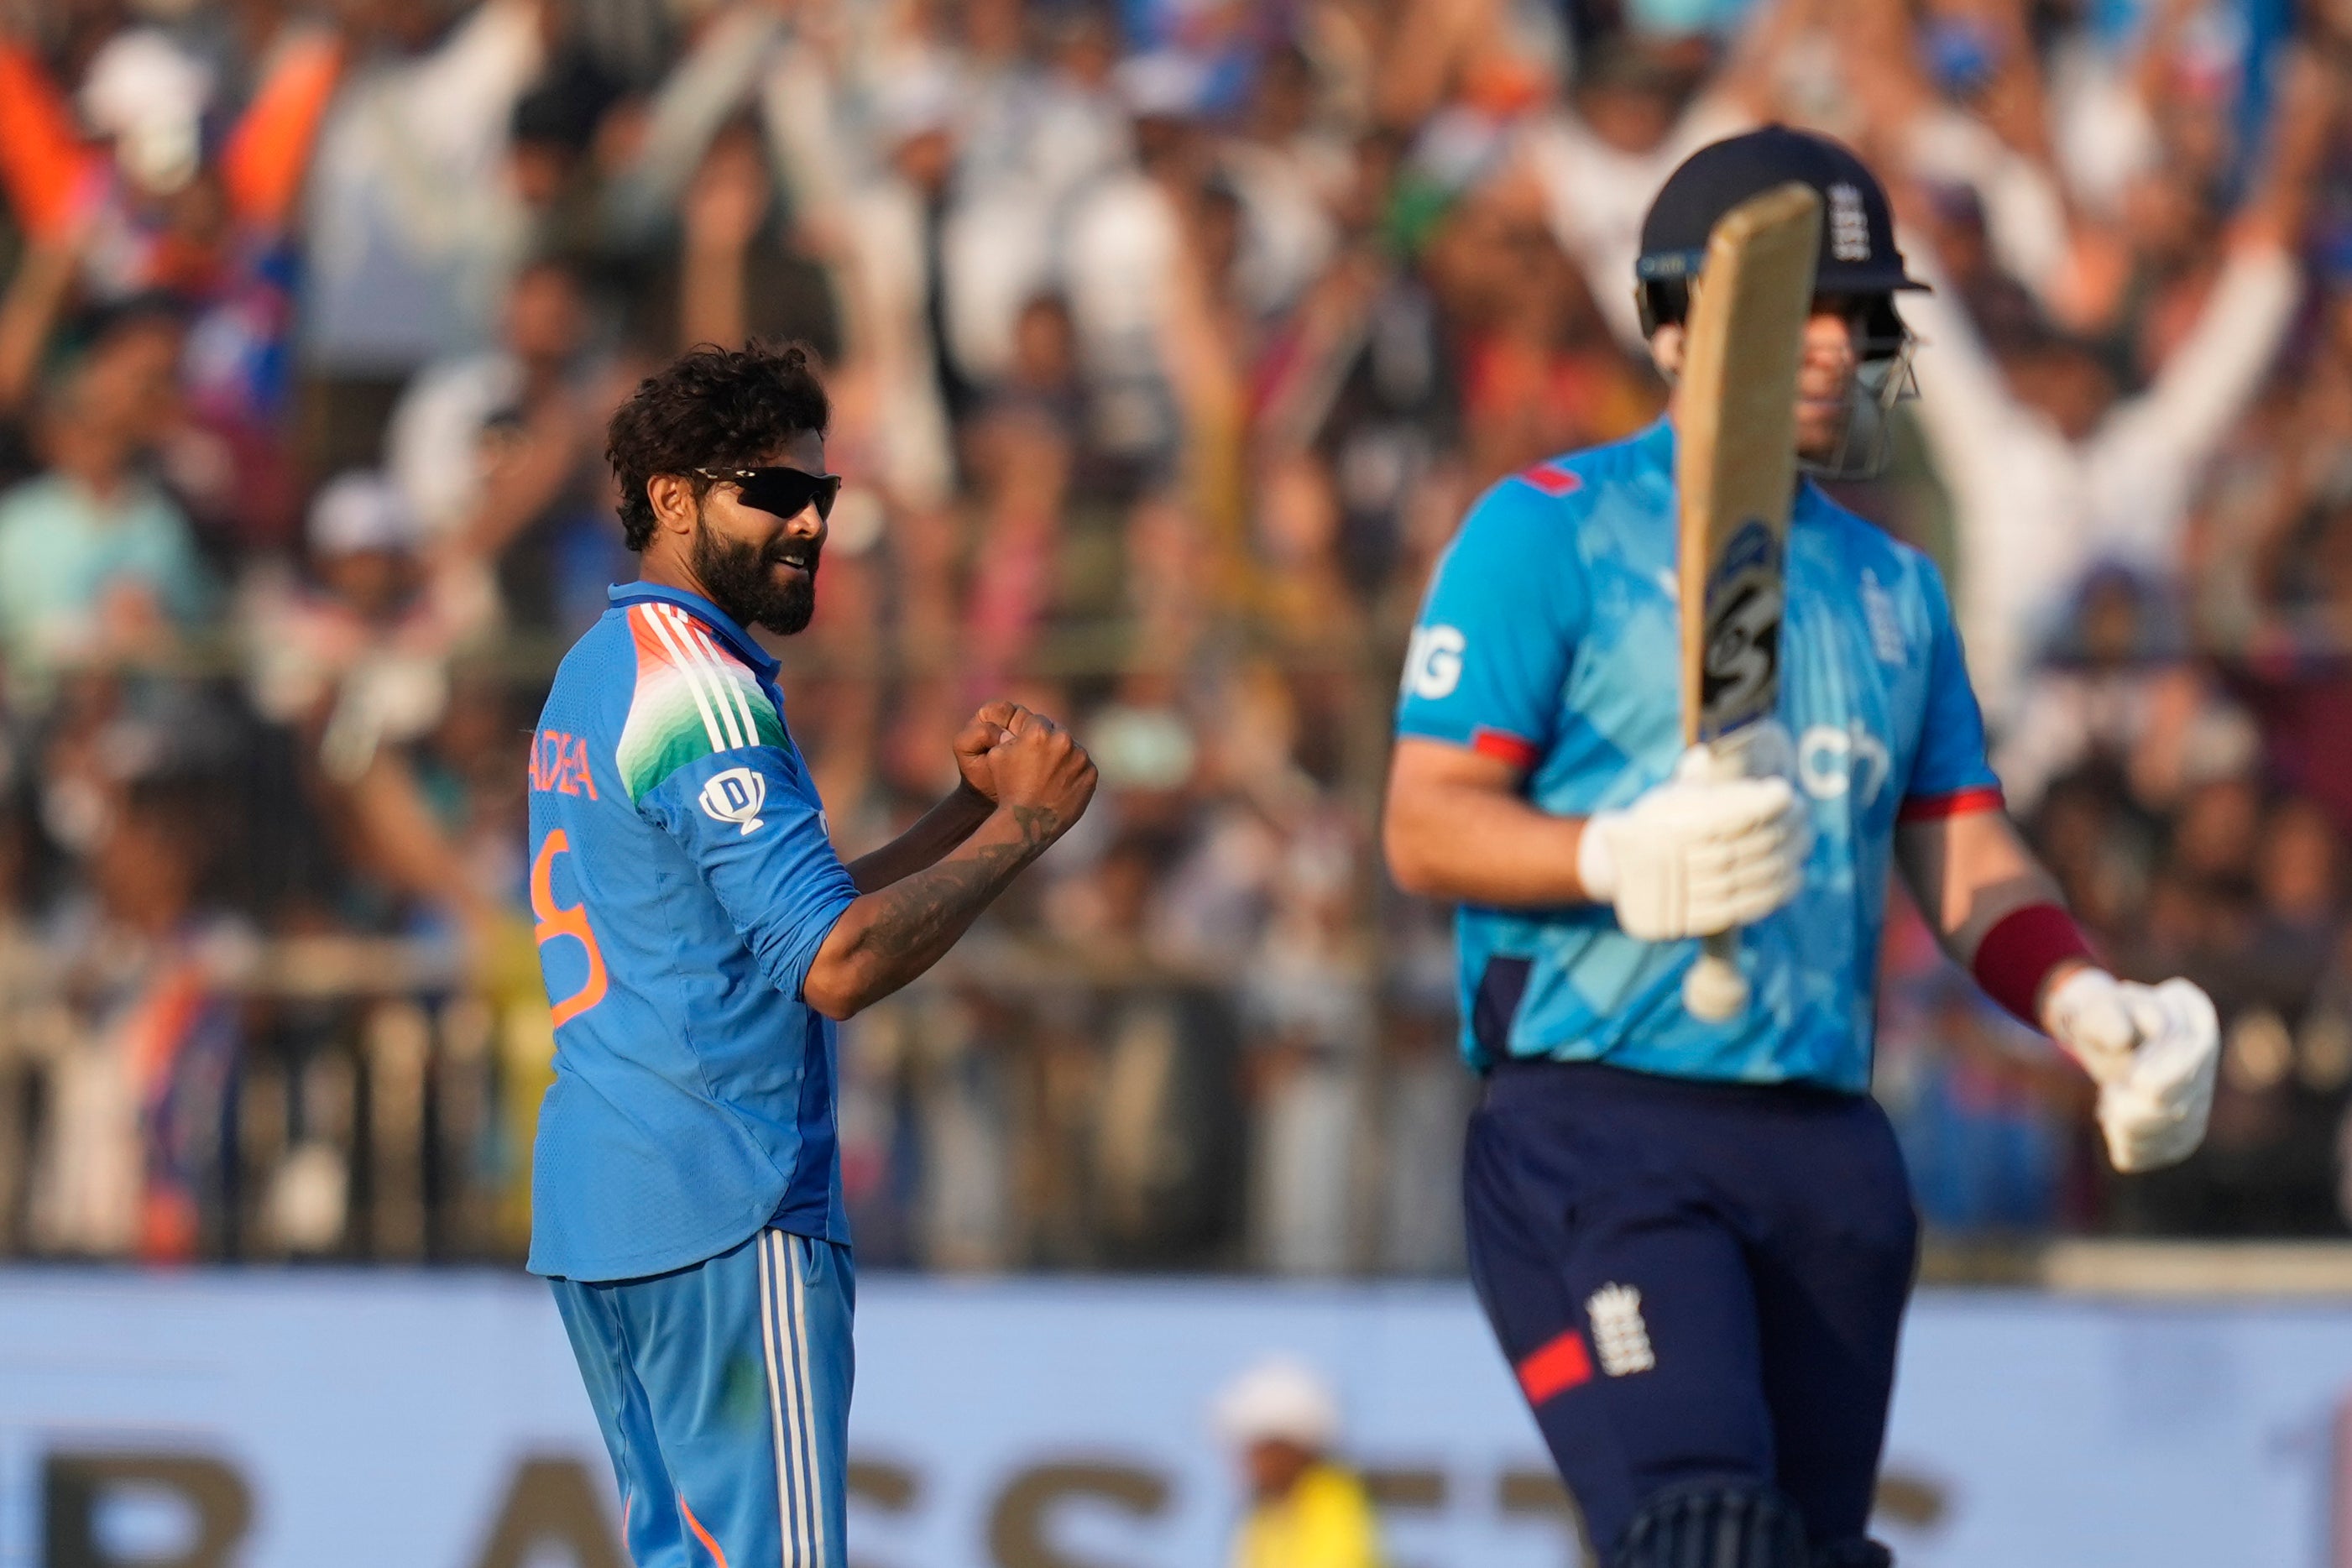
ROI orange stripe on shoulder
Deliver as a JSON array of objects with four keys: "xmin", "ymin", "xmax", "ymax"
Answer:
[{"xmin": 627, "ymin": 603, "xmax": 677, "ymax": 671}]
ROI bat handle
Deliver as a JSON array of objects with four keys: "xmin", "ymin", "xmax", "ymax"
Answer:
[{"xmin": 1684, "ymin": 930, "xmax": 1750, "ymax": 1022}]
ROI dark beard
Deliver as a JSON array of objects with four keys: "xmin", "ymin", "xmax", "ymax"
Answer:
[{"xmin": 691, "ymin": 517, "xmax": 818, "ymax": 635}]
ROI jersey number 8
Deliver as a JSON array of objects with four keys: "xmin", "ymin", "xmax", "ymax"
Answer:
[{"xmin": 531, "ymin": 829, "xmax": 609, "ymax": 1027}]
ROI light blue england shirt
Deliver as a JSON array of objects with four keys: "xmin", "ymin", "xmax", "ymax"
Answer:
[{"xmin": 1395, "ymin": 420, "xmax": 2004, "ymax": 1092}]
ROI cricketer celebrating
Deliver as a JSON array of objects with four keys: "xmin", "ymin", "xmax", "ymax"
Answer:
[
  {"xmin": 1383, "ymin": 128, "xmax": 2221, "ymax": 1568},
  {"xmin": 525, "ymin": 342, "xmax": 1095, "ymax": 1567}
]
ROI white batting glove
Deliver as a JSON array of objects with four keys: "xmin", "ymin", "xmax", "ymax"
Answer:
[
  {"xmin": 1577, "ymin": 747, "xmax": 1811, "ymax": 942},
  {"xmin": 2044, "ymin": 969, "xmax": 2220, "ymax": 1173}
]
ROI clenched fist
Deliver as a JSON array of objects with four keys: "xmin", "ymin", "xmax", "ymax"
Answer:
[
  {"xmin": 953, "ymin": 700, "xmax": 1024, "ymax": 802},
  {"xmin": 983, "ymin": 706, "xmax": 1097, "ymax": 841}
]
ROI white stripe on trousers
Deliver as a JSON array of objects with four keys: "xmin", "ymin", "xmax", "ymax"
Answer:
[
  {"xmin": 788, "ymin": 1241, "xmax": 823, "ymax": 1568},
  {"xmin": 756, "ymin": 1234, "xmax": 794, "ymax": 1565},
  {"xmin": 760, "ymin": 1230, "xmax": 824, "ymax": 1567}
]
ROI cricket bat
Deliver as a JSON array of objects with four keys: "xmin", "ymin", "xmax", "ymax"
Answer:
[{"xmin": 1674, "ymin": 182, "xmax": 1822, "ymax": 1022}]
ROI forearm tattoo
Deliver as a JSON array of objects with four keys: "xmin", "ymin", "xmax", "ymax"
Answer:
[{"xmin": 863, "ymin": 805, "xmax": 1058, "ymax": 964}]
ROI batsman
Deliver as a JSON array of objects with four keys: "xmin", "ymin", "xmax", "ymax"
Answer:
[{"xmin": 1383, "ymin": 127, "xmax": 2222, "ymax": 1568}]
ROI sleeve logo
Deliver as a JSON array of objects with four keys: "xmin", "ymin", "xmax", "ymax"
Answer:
[
  {"xmin": 699, "ymin": 766, "xmax": 767, "ymax": 834},
  {"xmin": 1402, "ymin": 625, "xmax": 1466, "ymax": 700}
]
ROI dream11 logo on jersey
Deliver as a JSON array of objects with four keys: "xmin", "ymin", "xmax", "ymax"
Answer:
[{"xmin": 699, "ymin": 767, "xmax": 767, "ymax": 834}]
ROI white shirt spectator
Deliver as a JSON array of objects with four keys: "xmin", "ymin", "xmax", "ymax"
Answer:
[
  {"xmin": 1895, "ymin": 108, "xmax": 2075, "ymax": 314},
  {"xmin": 600, "ymin": 4, "xmax": 789, "ymax": 249},
  {"xmin": 839, "ymin": 175, "xmax": 959, "ymax": 508},
  {"xmin": 941, "ymin": 69, "xmax": 1130, "ymax": 384},
  {"xmin": 1905, "ymin": 236, "xmax": 2302, "ymax": 729},
  {"xmin": 301, "ymin": 0, "xmax": 543, "ymax": 373},
  {"xmin": 1220, "ymin": 139, "xmax": 1341, "ymax": 321},
  {"xmin": 1519, "ymin": 91, "xmax": 1755, "ymax": 349},
  {"xmin": 384, "ymin": 352, "xmax": 520, "ymax": 541},
  {"xmin": 2046, "ymin": 35, "xmax": 2161, "ymax": 222}
]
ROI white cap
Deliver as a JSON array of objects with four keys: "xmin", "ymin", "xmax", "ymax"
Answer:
[
  {"xmin": 1211, "ymin": 1357, "xmax": 1340, "ymax": 1450},
  {"xmin": 80, "ymin": 29, "xmax": 213, "ymax": 193},
  {"xmin": 308, "ymin": 472, "xmax": 421, "ymax": 557}
]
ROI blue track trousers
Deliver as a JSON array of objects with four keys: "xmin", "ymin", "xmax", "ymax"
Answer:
[{"xmin": 551, "ymin": 1229, "xmax": 854, "ymax": 1568}]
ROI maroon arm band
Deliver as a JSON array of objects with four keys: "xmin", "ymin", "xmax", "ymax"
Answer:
[{"xmin": 1971, "ymin": 903, "xmax": 2099, "ymax": 1029}]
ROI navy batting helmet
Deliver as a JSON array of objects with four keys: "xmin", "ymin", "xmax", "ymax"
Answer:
[
  {"xmin": 1634, "ymin": 126, "xmax": 1926, "ymax": 339},
  {"xmin": 1635, "ymin": 126, "xmax": 1928, "ymax": 478}
]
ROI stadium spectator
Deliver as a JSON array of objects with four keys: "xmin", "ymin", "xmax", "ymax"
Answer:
[
  {"xmin": 1240, "ymin": 810, "xmax": 1372, "ymax": 1274},
  {"xmin": 1993, "ymin": 567, "xmax": 2261, "ymax": 818},
  {"xmin": 0, "ymin": 13, "xmax": 340, "ymax": 463},
  {"xmin": 1212, "ymin": 1356, "xmax": 1384, "ymax": 1568},
  {"xmin": 384, "ymin": 256, "xmax": 614, "ymax": 631},
  {"xmin": 1888, "ymin": 40, "xmax": 2338, "ymax": 726},
  {"xmin": 241, "ymin": 469, "xmax": 486, "ymax": 784},
  {"xmin": 1519, "ymin": 21, "xmax": 1785, "ymax": 349},
  {"xmin": 23, "ymin": 773, "xmax": 247, "ymax": 1262},
  {"xmin": 1877, "ymin": 944, "xmax": 2083, "ymax": 1234},
  {"xmin": 0, "ymin": 315, "xmax": 212, "ymax": 692},
  {"xmin": 299, "ymin": 0, "xmax": 544, "ymax": 466}
]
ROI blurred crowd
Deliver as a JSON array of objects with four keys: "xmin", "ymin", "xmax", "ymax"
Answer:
[{"xmin": 2, "ymin": 0, "xmax": 2351, "ymax": 1268}]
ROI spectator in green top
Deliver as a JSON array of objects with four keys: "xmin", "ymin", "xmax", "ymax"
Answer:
[{"xmin": 0, "ymin": 311, "xmax": 212, "ymax": 692}]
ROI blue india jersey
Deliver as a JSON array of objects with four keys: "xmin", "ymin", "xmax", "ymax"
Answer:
[
  {"xmin": 525, "ymin": 583, "xmax": 859, "ymax": 1282},
  {"xmin": 1396, "ymin": 420, "xmax": 2002, "ymax": 1092}
]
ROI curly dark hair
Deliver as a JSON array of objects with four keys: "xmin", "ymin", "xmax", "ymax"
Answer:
[{"xmin": 605, "ymin": 341, "xmax": 831, "ymax": 551}]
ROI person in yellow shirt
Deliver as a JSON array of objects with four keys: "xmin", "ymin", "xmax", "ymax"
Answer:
[{"xmin": 1213, "ymin": 1357, "xmax": 1384, "ymax": 1568}]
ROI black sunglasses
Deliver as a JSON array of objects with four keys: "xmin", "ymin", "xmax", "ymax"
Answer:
[{"xmin": 695, "ymin": 466, "xmax": 842, "ymax": 523}]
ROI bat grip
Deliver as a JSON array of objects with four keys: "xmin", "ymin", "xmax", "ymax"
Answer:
[{"xmin": 1684, "ymin": 930, "xmax": 1750, "ymax": 1022}]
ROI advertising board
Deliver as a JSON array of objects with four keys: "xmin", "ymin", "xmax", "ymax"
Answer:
[{"xmin": 1, "ymin": 1272, "xmax": 2346, "ymax": 1568}]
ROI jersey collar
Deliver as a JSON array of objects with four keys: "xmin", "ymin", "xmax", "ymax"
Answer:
[{"xmin": 608, "ymin": 583, "xmax": 781, "ymax": 680}]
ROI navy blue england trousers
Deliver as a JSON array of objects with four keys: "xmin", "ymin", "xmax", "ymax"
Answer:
[{"xmin": 1463, "ymin": 1058, "xmax": 1919, "ymax": 1562}]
